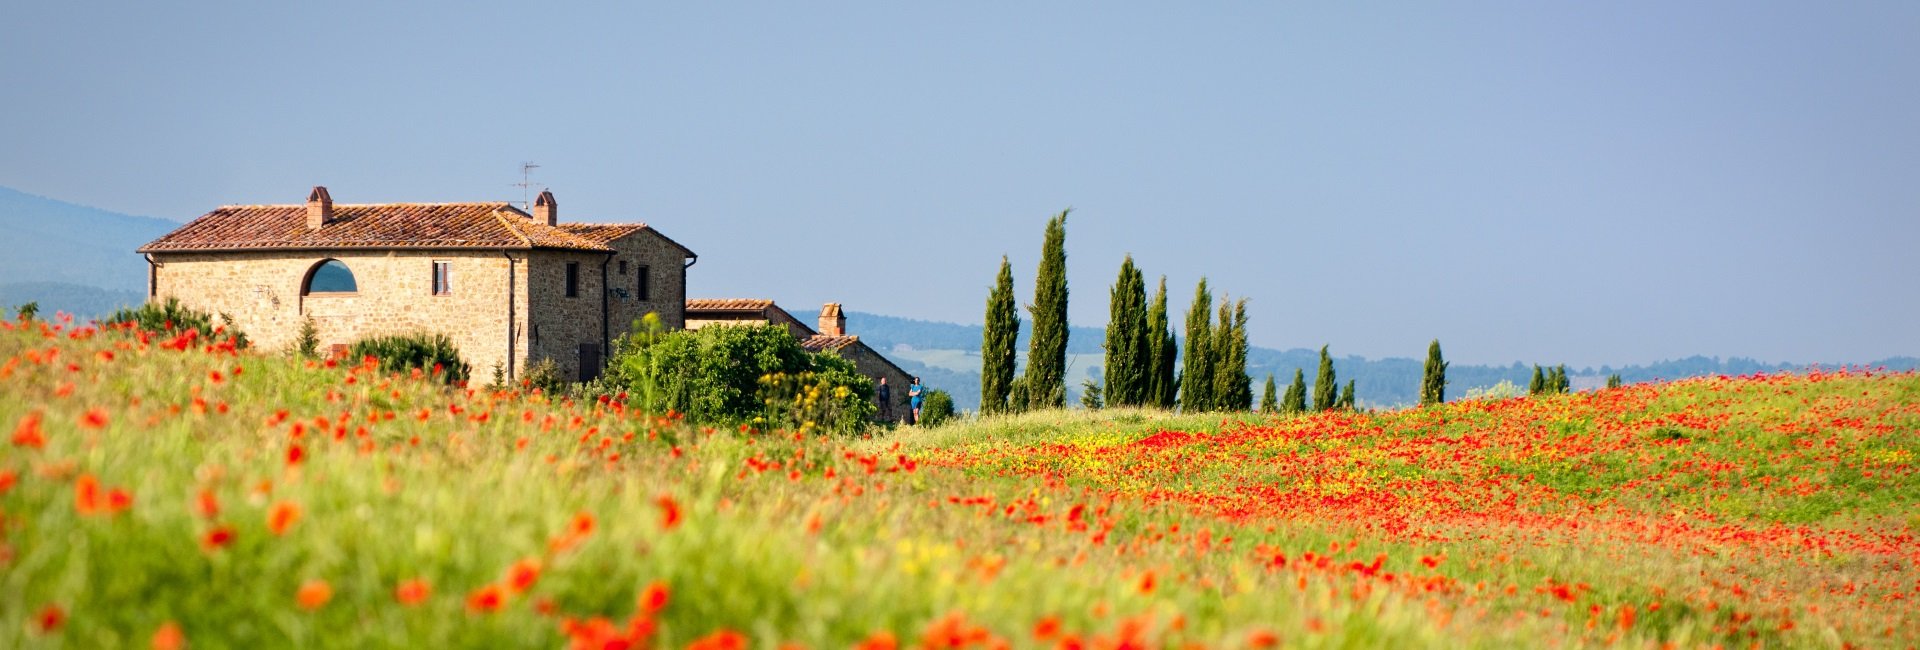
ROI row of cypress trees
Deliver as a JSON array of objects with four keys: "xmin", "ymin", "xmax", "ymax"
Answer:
[
  {"xmin": 1103, "ymin": 269, "xmax": 1252, "ymax": 411},
  {"xmin": 980, "ymin": 210, "xmax": 1071, "ymax": 414},
  {"xmin": 984, "ymin": 210, "xmax": 1623, "ymax": 414},
  {"xmin": 1529, "ymin": 364, "xmax": 1572, "ymax": 395}
]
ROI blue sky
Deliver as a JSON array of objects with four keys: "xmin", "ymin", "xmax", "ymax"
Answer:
[{"xmin": 3, "ymin": 2, "xmax": 1916, "ymax": 367}]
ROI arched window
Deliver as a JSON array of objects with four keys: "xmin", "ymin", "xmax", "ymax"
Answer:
[{"xmin": 303, "ymin": 259, "xmax": 358, "ymax": 294}]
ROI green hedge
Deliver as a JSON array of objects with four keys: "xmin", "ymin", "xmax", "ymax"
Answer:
[
  {"xmin": 600, "ymin": 320, "xmax": 876, "ymax": 434},
  {"xmin": 345, "ymin": 332, "xmax": 470, "ymax": 385},
  {"xmin": 105, "ymin": 297, "xmax": 249, "ymax": 347}
]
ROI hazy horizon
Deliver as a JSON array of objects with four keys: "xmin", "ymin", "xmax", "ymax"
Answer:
[{"xmin": 4, "ymin": 3, "xmax": 1916, "ymax": 367}]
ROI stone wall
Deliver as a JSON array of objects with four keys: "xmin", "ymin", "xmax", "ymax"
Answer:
[
  {"xmin": 525, "ymin": 250, "xmax": 609, "ymax": 382},
  {"xmin": 605, "ymin": 230, "xmax": 690, "ymax": 337},
  {"xmin": 150, "ymin": 250, "xmax": 526, "ymax": 380},
  {"xmin": 828, "ymin": 341, "xmax": 914, "ymax": 424},
  {"xmin": 524, "ymin": 230, "xmax": 690, "ymax": 382}
]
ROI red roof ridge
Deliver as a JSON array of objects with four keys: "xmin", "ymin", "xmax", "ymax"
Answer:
[
  {"xmin": 215, "ymin": 201, "xmax": 512, "ymax": 209},
  {"xmin": 490, "ymin": 206, "xmax": 537, "ymax": 249}
]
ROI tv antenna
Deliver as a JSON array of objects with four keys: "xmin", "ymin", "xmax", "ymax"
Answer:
[{"xmin": 512, "ymin": 162, "xmax": 542, "ymax": 210}]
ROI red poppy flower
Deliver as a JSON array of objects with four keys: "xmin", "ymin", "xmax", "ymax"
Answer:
[
  {"xmin": 34, "ymin": 604, "xmax": 63, "ymax": 633},
  {"xmin": 268, "ymin": 501, "xmax": 303, "ymax": 535},
  {"xmin": 78, "ymin": 407, "xmax": 109, "ymax": 430},
  {"xmin": 11, "ymin": 411, "xmax": 45, "ymax": 448},
  {"xmin": 74, "ymin": 473, "xmax": 103, "ymax": 515},
  {"xmin": 151, "ymin": 621, "xmax": 186, "ymax": 650},
  {"xmin": 656, "ymin": 495, "xmax": 683, "ymax": 531},
  {"xmin": 506, "ymin": 557, "xmax": 543, "ymax": 593},
  {"xmin": 1032, "ymin": 616, "xmax": 1063, "ymax": 640},
  {"xmin": 296, "ymin": 580, "xmax": 332, "ymax": 610},
  {"xmin": 638, "ymin": 580, "xmax": 670, "ymax": 615},
  {"xmin": 467, "ymin": 584, "xmax": 507, "ymax": 613},
  {"xmin": 395, "ymin": 578, "xmax": 432, "ymax": 606},
  {"xmin": 202, "ymin": 526, "xmax": 235, "ymax": 550}
]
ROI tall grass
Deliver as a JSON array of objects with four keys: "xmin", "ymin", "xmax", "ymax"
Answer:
[{"xmin": 0, "ymin": 315, "xmax": 1915, "ymax": 648}]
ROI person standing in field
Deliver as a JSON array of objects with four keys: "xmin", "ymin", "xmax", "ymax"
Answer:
[
  {"xmin": 908, "ymin": 377, "xmax": 925, "ymax": 425},
  {"xmin": 875, "ymin": 376, "xmax": 892, "ymax": 422}
]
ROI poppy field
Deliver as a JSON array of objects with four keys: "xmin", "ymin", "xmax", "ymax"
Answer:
[{"xmin": 2, "ymin": 314, "xmax": 1917, "ymax": 649}]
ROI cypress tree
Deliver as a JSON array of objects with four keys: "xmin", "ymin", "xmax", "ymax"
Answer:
[
  {"xmin": 1312, "ymin": 345, "xmax": 1337, "ymax": 411},
  {"xmin": 1528, "ymin": 365, "xmax": 1546, "ymax": 395},
  {"xmin": 1023, "ymin": 210, "xmax": 1070, "ymax": 409},
  {"xmin": 1259, "ymin": 373, "xmax": 1278, "ymax": 413},
  {"xmin": 980, "ymin": 256, "xmax": 1019, "ymax": 414},
  {"xmin": 1282, "ymin": 368, "xmax": 1307, "ymax": 414},
  {"xmin": 1145, "ymin": 277, "xmax": 1178, "ymax": 409},
  {"xmin": 1606, "ymin": 373, "xmax": 1623, "ymax": 389},
  {"xmin": 1339, "ymin": 379, "xmax": 1357, "ymax": 410},
  {"xmin": 1420, "ymin": 339, "xmax": 1448, "ymax": 406},
  {"xmin": 1552, "ymin": 364, "xmax": 1571, "ymax": 394},
  {"xmin": 1211, "ymin": 298, "xmax": 1251, "ymax": 411},
  {"xmin": 1209, "ymin": 298, "xmax": 1233, "ymax": 411},
  {"xmin": 1178, "ymin": 279, "xmax": 1214, "ymax": 412},
  {"xmin": 1102, "ymin": 255, "xmax": 1149, "ymax": 407}
]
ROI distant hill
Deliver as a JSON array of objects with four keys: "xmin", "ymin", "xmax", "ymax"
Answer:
[
  {"xmin": 0, "ymin": 282, "xmax": 146, "ymax": 320},
  {"xmin": 795, "ymin": 309, "xmax": 1918, "ymax": 412},
  {"xmin": 0, "ymin": 186, "xmax": 178, "ymax": 316}
]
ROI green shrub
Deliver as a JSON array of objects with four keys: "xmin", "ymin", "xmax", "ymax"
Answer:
[
  {"xmin": 520, "ymin": 358, "xmax": 567, "ymax": 395},
  {"xmin": 919, "ymin": 389, "xmax": 955, "ymax": 427},
  {"xmin": 603, "ymin": 322, "xmax": 874, "ymax": 434},
  {"xmin": 105, "ymin": 297, "xmax": 249, "ymax": 347},
  {"xmin": 344, "ymin": 332, "xmax": 470, "ymax": 385},
  {"xmin": 291, "ymin": 316, "xmax": 320, "ymax": 358}
]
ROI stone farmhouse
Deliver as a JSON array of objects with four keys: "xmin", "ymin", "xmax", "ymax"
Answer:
[
  {"xmin": 137, "ymin": 186, "xmax": 919, "ymax": 421},
  {"xmin": 685, "ymin": 299, "xmax": 915, "ymax": 422},
  {"xmin": 138, "ymin": 187, "xmax": 693, "ymax": 382}
]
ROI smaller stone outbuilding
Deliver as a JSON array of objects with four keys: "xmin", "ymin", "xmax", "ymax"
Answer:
[{"xmin": 685, "ymin": 299, "xmax": 915, "ymax": 423}]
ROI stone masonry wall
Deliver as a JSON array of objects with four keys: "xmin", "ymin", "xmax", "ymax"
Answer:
[
  {"xmin": 151, "ymin": 250, "xmax": 526, "ymax": 380},
  {"xmin": 829, "ymin": 341, "xmax": 914, "ymax": 424},
  {"xmin": 604, "ymin": 230, "xmax": 690, "ymax": 338},
  {"xmin": 524, "ymin": 230, "xmax": 690, "ymax": 382}
]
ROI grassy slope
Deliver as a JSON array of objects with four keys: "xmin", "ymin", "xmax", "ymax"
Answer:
[{"xmin": 1, "ymin": 316, "xmax": 1916, "ymax": 648}]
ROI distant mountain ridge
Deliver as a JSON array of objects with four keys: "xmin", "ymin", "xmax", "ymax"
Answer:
[
  {"xmin": 0, "ymin": 185, "xmax": 178, "ymax": 316},
  {"xmin": 795, "ymin": 309, "xmax": 1918, "ymax": 411}
]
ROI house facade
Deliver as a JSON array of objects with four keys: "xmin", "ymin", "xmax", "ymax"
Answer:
[
  {"xmin": 138, "ymin": 187, "xmax": 694, "ymax": 381},
  {"xmin": 685, "ymin": 299, "xmax": 915, "ymax": 422}
]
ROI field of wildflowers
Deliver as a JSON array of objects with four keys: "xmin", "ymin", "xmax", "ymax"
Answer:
[{"xmin": 1, "ymin": 312, "xmax": 1916, "ymax": 648}]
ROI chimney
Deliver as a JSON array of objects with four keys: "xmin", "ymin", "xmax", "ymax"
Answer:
[
  {"xmin": 818, "ymin": 302, "xmax": 846, "ymax": 337},
  {"xmin": 305, "ymin": 186, "xmax": 333, "ymax": 230},
  {"xmin": 533, "ymin": 190, "xmax": 557, "ymax": 226}
]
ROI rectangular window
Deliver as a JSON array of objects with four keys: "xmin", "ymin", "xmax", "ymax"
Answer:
[
  {"xmin": 565, "ymin": 262, "xmax": 580, "ymax": 298},
  {"xmin": 637, "ymin": 265, "xmax": 650, "ymax": 301},
  {"xmin": 432, "ymin": 261, "xmax": 451, "ymax": 296},
  {"xmin": 617, "ymin": 260, "xmax": 627, "ymax": 275}
]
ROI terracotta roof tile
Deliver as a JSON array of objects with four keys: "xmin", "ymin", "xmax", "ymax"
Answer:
[
  {"xmin": 800, "ymin": 335, "xmax": 859, "ymax": 352},
  {"xmin": 139, "ymin": 203, "xmax": 620, "ymax": 253},
  {"xmin": 685, "ymin": 298, "xmax": 775, "ymax": 312},
  {"xmin": 561, "ymin": 223, "xmax": 697, "ymax": 258}
]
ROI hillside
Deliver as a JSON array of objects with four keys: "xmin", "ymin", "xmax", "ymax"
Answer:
[
  {"xmin": 0, "ymin": 186, "xmax": 178, "ymax": 315},
  {"xmin": 2, "ymin": 313, "xmax": 1915, "ymax": 647},
  {"xmin": 796, "ymin": 308, "xmax": 1919, "ymax": 411}
]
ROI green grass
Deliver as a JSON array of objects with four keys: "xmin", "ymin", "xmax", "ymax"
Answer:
[{"xmin": 1, "ymin": 319, "xmax": 1916, "ymax": 648}]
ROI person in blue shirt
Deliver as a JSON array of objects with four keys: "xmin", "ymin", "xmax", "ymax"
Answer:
[{"xmin": 907, "ymin": 377, "xmax": 924, "ymax": 425}]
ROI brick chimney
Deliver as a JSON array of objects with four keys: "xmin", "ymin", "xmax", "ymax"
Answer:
[
  {"xmin": 306, "ymin": 186, "xmax": 333, "ymax": 230},
  {"xmin": 533, "ymin": 190, "xmax": 557, "ymax": 226},
  {"xmin": 818, "ymin": 302, "xmax": 846, "ymax": 337}
]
